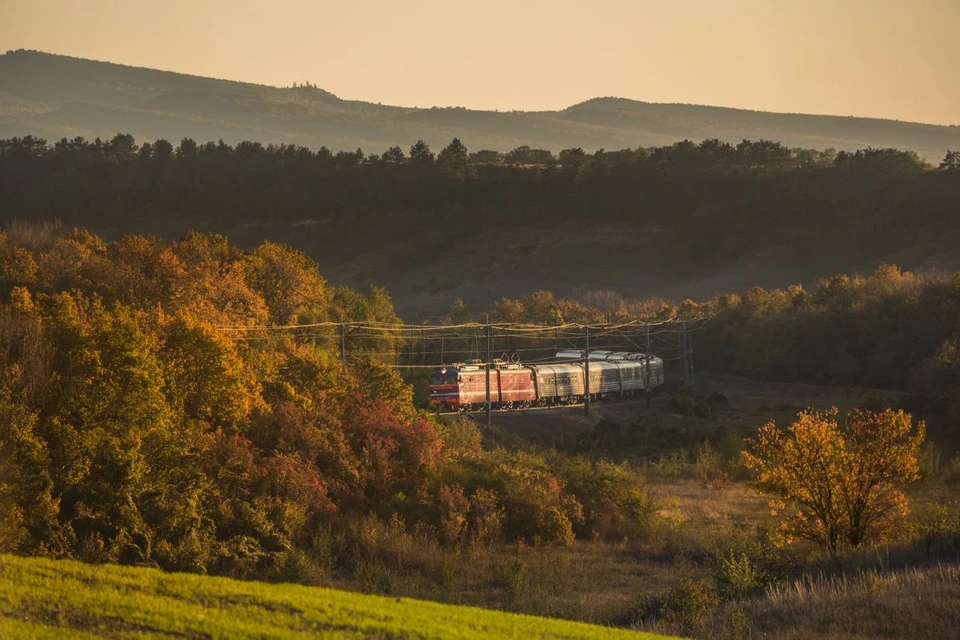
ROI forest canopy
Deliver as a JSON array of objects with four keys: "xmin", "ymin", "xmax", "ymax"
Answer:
[
  {"xmin": 0, "ymin": 226, "xmax": 658, "ymax": 580},
  {"xmin": 2, "ymin": 134, "xmax": 958, "ymax": 314}
]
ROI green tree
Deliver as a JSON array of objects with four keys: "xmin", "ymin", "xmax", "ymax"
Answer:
[
  {"xmin": 437, "ymin": 138, "xmax": 468, "ymax": 172},
  {"xmin": 409, "ymin": 140, "xmax": 434, "ymax": 165},
  {"xmin": 244, "ymin": 241, "xmax": 330, "ymax": 325},
  {"xmin": 176, "ymin": 138, "xmax": 198, "ymax": 158},
  {"xmin": 941, "ymin": 150, "xmax": 960, "ymax": 170},
  {"xmin": 106, "ymin": 133, "xmax": 138, "ymax": 163},
  {"xmin": 161, "ymin": 315, "xmax": 261, "ymax": 429},
  {"xmin": 381, "ymin": 146, "xmax": 405, "ymax": 165},
  {"xmin": 558, "ymin": 147, "xmax": 587, "ymax": 168},
  {"xmin": 468, "ymin": 149, "xmax": 503, "ymax": 164}
]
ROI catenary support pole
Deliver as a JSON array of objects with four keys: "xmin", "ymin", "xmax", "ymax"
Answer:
[
  {"xmin": 584, "ymin": 325, "xmax": 590, "ymax": 416},
  {"xmin": 485, "ymin": 315, "xmax": 492, "ymax": 427},
  {"xmin": 645, "ymin": 322, "xmax": 652, "ymax": 408}
]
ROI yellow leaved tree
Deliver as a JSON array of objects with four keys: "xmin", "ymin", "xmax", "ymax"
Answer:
[{"xmin": 742, "ymin": 407, "xmax": 924, "ymax": 560}]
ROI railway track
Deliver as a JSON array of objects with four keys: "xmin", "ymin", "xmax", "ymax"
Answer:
[{"xmin": 433, "ymin": 394, "xmax": 664, "ymax": 417}]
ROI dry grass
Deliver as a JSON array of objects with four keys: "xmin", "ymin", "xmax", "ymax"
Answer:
[
  {"xmin": 722, "ymin": 562, "xmax": 960, "ymax": 640},
  {"xmin": 322, "ymin": 480, "xmax": 787, "ymax": 628},
  {"xmin": 653, "ymin": 480, "xmax": 771, "ymax": 536},
  {"xmin": 325, "ymin": 525, "xmax": 699, "ymax": 626}
]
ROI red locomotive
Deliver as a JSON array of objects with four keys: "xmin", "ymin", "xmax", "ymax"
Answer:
[{"xmin": 428, "ymin": 361, "xmax": 537, "ymax": 411}]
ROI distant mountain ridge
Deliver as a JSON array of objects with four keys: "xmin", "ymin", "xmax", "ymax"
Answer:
[{"xmin": 1, "ymin": 49, "xmax": 957, "ymax": 159}]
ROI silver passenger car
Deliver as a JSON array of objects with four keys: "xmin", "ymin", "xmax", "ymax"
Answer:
[
  {"xmin": 530, "ymin": 363, "xmax": 585, "ymax": 398},
  {"xmin": 551, "ymin": 350, "xmax": 665, "ymax": 394}
]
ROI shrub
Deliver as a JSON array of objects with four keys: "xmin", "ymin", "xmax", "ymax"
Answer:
[
  {"xmin": 449, "ymin": 449, "xmax": 587, "ymax": 546},
  {"xmin": 708, "ymin": 529, "xmax": 793, "ymax": 598},
  {"xmin": 503, "ymin": 557, "xmax": 529, "ymax": 608},
  {"xmin": 550, "ymin": 454, "xmax": 658, "ymax": 540},
  {"xmin": 911, "ymin": 501, "xmax": 960, "ymax": 557},
  {"xmin": 657, "ymin": 450, "xmax": 689, "ymax": 479},
  {"xmin": 668, "ymin": 389, "xmax": 712, "ymax": 418},
  {"xmin": 436, "ymin": 484, "xmax": 470, "ymax": 546},
  {"xmin": 468, "ymin": 488, "xmax": 505, "ymax": 544},
  {"xmin": 652, "ymin": 578, "xmax": 720, "ymax": 636},
  {"xmin": 694, "ymin": 441, "xmax": 727, "ymax": 490},
  {"xmin": 436, "ymin": 418, "xmax": 482, "ymax": 457}
]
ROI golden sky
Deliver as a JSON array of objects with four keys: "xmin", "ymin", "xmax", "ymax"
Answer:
[{"xmin": 2, "ymin": 0, "xmax": 958, "ymax": 125}]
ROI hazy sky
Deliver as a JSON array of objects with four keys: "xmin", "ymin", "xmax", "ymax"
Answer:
[{"xmin": 2, "ymin": 0, "xmax": 958, "ymax": 125}]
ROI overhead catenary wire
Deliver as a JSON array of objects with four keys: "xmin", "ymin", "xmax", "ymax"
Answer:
[
  {"xmin": 216, "ymin": 314, "xmax": 707, "ymax": 334},
  {"xmin": 217, "ymin": 315, "xmax": 705, "ymax": 389}
]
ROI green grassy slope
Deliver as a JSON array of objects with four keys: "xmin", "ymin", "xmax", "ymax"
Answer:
[{"xmin": 0, "ymin": 555, "xmax": 672, "ymax": 639}]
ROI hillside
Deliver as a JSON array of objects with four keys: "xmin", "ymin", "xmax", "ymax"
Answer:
[
  {"xmin": 0, "ymin": 555, "xmax": 669, "ymax": 639},
  {"xmin": 2, "ymin": 49, "xmax": 958, "ymax": 160},
  {"xmin": 3, "ymin": 132, "xmax": 959, "ymax": 317}
]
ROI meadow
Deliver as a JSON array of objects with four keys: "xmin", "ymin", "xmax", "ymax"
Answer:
[{"xmin": 0, "ymin": 554, "xmax": 673, "ymax": 639}]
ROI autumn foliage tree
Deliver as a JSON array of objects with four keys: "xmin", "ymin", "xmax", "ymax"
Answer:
[
  {"xmin": 742, "ymin": 408, "xmax": 925, "ymax": 560},
  {"xmin": 0, "ymin": 225, "xmax": 658, "ymax": 579}
]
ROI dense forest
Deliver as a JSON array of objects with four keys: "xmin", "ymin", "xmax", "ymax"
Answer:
[
  {"xmin": 0, "ymin": 226, "xmax": 655, "ymax": 579},
  {"xmin": 3, "ymin": 132, "xmax": 960, "ymax": 420},
  {"xmin": 2, "ymin": 134, "xmax": 959, "ymax": 314}
]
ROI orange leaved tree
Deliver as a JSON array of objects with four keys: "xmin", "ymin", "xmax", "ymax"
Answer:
[{"xmin": 742, "ymin": 408, "xmax": 925, "ymax": 560}]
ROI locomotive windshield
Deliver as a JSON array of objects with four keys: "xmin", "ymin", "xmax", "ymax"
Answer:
[{"xmin": 430, "ymin": 369, "xmax": 458, "ymax": 385}]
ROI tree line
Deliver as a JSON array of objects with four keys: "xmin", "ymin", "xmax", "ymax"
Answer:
[
  {"xmin": 2, "ymin": 133, "xmax": 957, "ymax": 284},
  {"xmin": 4, "ymin": 132, "xmax": 958, "ymax": 171}
]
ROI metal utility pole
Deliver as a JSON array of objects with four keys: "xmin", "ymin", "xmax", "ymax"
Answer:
[
  {"xmin": 485, "ymin": 315, "xmax": 492, "ymax": 427},
  {"xmin": 339, "ymin": 315, "xmax": 346, "ymax": 364},
  {"xmin": 584, "ymin": 325, "xmax": 590, "ymax": 416},
  {"xmin": 645, "ymin": 323, "xmax": 652, "ymax": 408}
]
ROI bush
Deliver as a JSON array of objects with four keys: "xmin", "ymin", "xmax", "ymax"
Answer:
[
  {"xmin": 657, "ymin": 450, "xmax": 689, "ymax": 479},
  {"xmin": 668, "ymin": 389, "xmax": 712, "ymax": 418},
  {"xmin": 550, "ymin": 454, "xmax": 658, "ymax": 541},
  {"xmin": 708, "ymin": 529, "xmax": 793, "ymax": 598},
  {"xmin": 694, "ymin": 441, "xmax": 728, "ymax": 490},
  {"xmin": 645, "ymin": 578, "xmax": 720, "ymax": 636},
  {"xmin": 468, "ymin": 488, "xmax": 505, "ymax": 544},
  {"xmin": 535, "ymin": 507, "xmax": 576, "ymax": 548},
  {"xmin": 911, "ymin": 501, "xmax": 960, "ymax": 558},
  {"xmin": 436, "ymin": 418, "xmax": 482, "ymax": 457},
  {"xmin": 436, "ymin": 485, "xmax": 470, "ymax": 546}
]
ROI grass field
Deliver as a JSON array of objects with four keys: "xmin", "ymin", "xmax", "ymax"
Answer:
[{"xmin": 0, "ymin": 554, "xmax": 675, "ymax": 639}]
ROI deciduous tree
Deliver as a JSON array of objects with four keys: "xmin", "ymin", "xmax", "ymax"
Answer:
[{"xmin": 742, "ymin": 408, "xmax": 925, "ymax": 560}]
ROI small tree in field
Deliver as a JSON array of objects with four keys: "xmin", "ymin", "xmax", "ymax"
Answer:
[{"xmin": 742, "ymin": 408, "xmax": 924, "ymax": 560}]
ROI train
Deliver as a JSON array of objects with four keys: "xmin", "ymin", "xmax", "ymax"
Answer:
[{"xmin": 428, "ymin": 350, "xmax": 664, "ymax": 412}]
